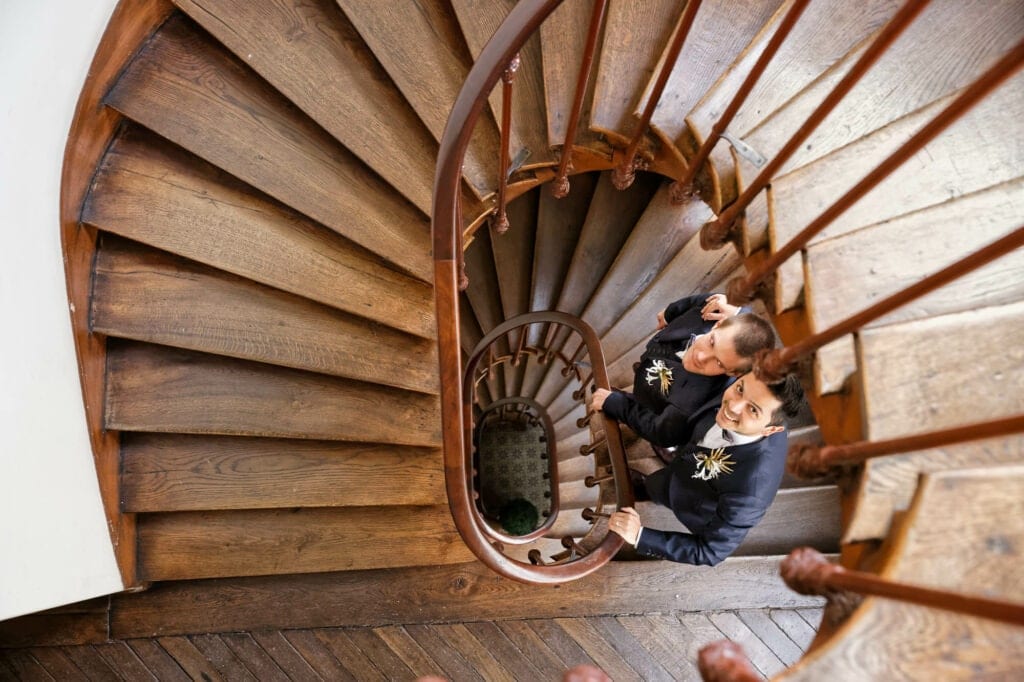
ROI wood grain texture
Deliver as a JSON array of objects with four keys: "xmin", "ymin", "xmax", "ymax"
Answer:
[
  {"xmin": 710, "ymin": 611, "xmax": 785, "ymax": 678},
  {"xmin": 126, "ymin": 640, "xmax": 192, "ymax": 681},
  {"xmin": 106, "ymin": 14, "xmax": 433, "ymax": 281},
  {"xmin": 281, "ymin": 630, "xmax": 355, "ymax": 680},
  {"xmin": 491, "ymin": 191, "xmax": 538, "ymax": 333},
  {"xmin": 451, "ymin": 0, "xmax": 551, "ymax": 164},
  {"xmin": 219, "ymin": 634, "xmax": 290, "ymax": 682},
  {"xmin": 105, "ymin": 341, "xmax": 442, "ymax": 447},
  {"xmin": 844, "ymin": 435, "xmax": 1024, "ymax": 543},
  {"xmin": 334, "ymin": 0, "xmax": 499, "ymax": 196},
  {"xmin": 641, "ymin": 0, "xmax": 784, "ymax": 142},
  {"xmin": 92, "ymin": 239, "xmax": 438, "ymax": 394},
  {"xmin": 590, "ymin": 0, "xmax": 684, "ymax": 135},
  {"xmin": 766, "ymin": 69, "xmax": 1024, "ymax": 309},
  {"xmin": 137, "ymin": 505, "xmax": 473, "ymax": 580},
  {"xmin": 857, "ymin": 300, "xmax": 1024, "ymax": 441},
  {"xmin": 248, "ymin": 631, "xmax": 320, "ymax": 682},
  {"xmin": 0, "ymin": 598, "xmax": 109, "ymax": 648},
  {"xmin": 637, "ymin": 485, "xmax": 840, "ymax": 557},
  {"xmin": 540, "ymin": 0, "xmax": 602, "ymax": 147},
  {"xmin": 172, "ymin": 0, "xmax": 438, "ymax": 212},
  {"xmin": 120, "ymin": 433, "xmax": 443, "ymax": 512},
  {"xmin": 87, "ymin": 127, "xmax": 435, "ymax": 334}
]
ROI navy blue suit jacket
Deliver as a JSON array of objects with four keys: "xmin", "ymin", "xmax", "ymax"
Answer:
[{"xmin": 635, "ymin": 403, "xmax": 788, "ymax": 566}]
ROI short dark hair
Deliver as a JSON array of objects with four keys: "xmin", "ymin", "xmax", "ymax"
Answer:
[
  {"xmin": 765, "ymin": 373, "xmax": 805, "ymax": 426},
  {"xmin": 718, "ymin": 313, "xmax": 776, "ymax": 372}
]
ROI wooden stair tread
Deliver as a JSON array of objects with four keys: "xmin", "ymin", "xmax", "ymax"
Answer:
[
  {"xmin": 86, "ymin": 127, "xmax": 435, "ymax": 338},
  {"xmin": 334, "ymin": 0, "xmax": 499, "ymax": 196},
  {"xmin": 857, "ymin": 300, "xmax": 1024, "ymax": 442},
  {"xmin": 540, "ymin": 0, "xmax": 602, "ymax": 148},
  {"xmin": 590, "ymin": 0, "xmax": 682, "ymax": 137},
  {"xmin": 637, "ymin": 485, "xmax": 840, "ymax": 557},
  {"xmin": 450, "ymin": 0, "xmax": 550, "ymax": 165},
  {"xmin": 491, "ymin": 193, "xmax": 538, "ymax": 339},
  {"xmin": 172, "ymin": 0, "xmax": 438, "ymax": 212},
  {"xmin": 137, "ymin": 505, "xmax": 473, "ymax": 580},
  {"xmin": 92, "ymin": 239, "xmax": 439, "ymax": 395},
  {"xmin": 639, "ymin": 0, "xmax": 784, "ymax": 143},
  {"xmin": 105, "ymin": 341, "xmax": 442, "ymax": 447},
  {"xmin": 767, "ymin": 70, "xmax": 1024, "ymax": 311},
  {"xmin": 106, "ymin": 14, "xmax": 433, "ymax": 282},
  {"xmin": 844, "ymin": 434, "xmax": 1024, "ymax": 543},
  {"xmin": 547, "ymin": 508, "xmax": 599, "ymax": 540},
  {"xmin": 121, "ymin": 433, "xmax": 444, "ymax": 512}
]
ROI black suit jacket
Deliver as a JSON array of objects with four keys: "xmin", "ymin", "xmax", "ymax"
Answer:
[
  {"xmin": 635, "ymin": 403, "xmax": 788, "ymax": 566},
  {"xmin": 602, "ymin": 294, "xmax": 729, "ymax": 446}
]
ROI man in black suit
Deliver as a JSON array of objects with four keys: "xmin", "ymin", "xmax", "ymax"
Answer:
[
  {"xmin": 606, "ymin": 372, "xmax": 804, "ymax": 566},
  {"xmin": 590, "ymin": 293, "xmax": 775, "ymax": 448}
]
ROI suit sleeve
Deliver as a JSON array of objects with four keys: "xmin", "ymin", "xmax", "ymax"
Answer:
[
  {"xmin": 602, "ymin": 390, "xmax": 696, "ymax": 447},
  {"xmin": 635, "ymin": 492, "xmax": 769, "ymax": 566},
  {"xmin": 663, "ymin": 294, "xmax": 707, "ymax": 324}
]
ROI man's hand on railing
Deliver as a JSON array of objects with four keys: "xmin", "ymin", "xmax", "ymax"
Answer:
[
  {"xmin": 609, "ymin": 507, "xmax": 642, "ymax": 545},
  {"xmin": 590, "ymin": 387, "xmax": 612, "ymax": 412},
  {"xmin": 700, "ymin": 293, "xmax": 742, "ymax": 321}
]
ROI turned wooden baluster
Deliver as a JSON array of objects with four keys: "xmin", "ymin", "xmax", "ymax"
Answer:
[
  {"xmin": 700, "ymin": 0, "xmax": 931, "ymax": 250},
  {"xmin": 790, "ymin": 414, "xmax": 1024, "ymax": 478},
  {"xmin": 581, "ymin": 507, "xmax": 610, "ymax": 522},
  {"xmin": 728, "ymin": 43, "xmax": 1024, "ymax": 307},
  {"xmin": 584, "ymin": 473, "xmax": 614, "ymax": 487},
  {"xmin": 494, "ymin": 53, "xmax": 521, "ymax": 235},
  {"xmin": 753, "ymin": 225, "xmax": 1024, "ymax": 383},
  {"xmin": 697, "ymin": 641, "xmax": 761, "ymax": 682},
  {"xmin": 783, "ymin": 547, "xmax": 1024, "ymax": 627},
  {"xmin": 612, "ymin": 0, "xmax": 704, "ymax": 190},
  {"xmin": 669, "ymin": 0, "xmax": 812, "ymax": 204},
  {"xmin": 552, "ymin": 0, "xmax": 609, "ymax": 198}
]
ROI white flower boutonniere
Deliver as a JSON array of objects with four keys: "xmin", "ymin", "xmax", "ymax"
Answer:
[
  {"xmin": 692, "ymin": 447, "xmax": 735, "ymax": 480},
  {"xmin": 645, "ymin": 359, "xmax": 673, "ymax": 395}
]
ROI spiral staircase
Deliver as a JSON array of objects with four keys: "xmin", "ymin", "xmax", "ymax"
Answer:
[{"xmin": 31, "ymin": 0, "xmax": 1024, "ymax": 676}]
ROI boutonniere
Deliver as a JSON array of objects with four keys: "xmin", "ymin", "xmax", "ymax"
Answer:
[
  {"xmin": 645, "ymin": 359, "xmax": 673, "ymax": 395},
  {"xmin": 692, "ymin": 447, "xmax": 735, "ymax": 480}
]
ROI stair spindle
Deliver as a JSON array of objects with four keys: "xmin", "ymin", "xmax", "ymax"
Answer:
[
  {"xmin": 700, "ymin": 0, "xmax": 932, "ymax": 251},
  {"xmin": 552, "ymin": 0, "xmax": 609, "ymax": 198},
  {"xmin": 782, "ymin": 547, "xmax": 1024, "ymax": 627},
  {"xmin": 584, "ymin": 473, "xmax": 614, "ymax": 487},
  {"xmin": 493, "ymin": 53, "xmax": 521, "ymax": 235},
  {"xmin": 669, "ymin": 0, "xmax": 812, "ymax": 205},
  {"xmin": 613, "ymin": 0, "xmax": 705, "ymax": 190},
  {"xmin": 581, "ymin": 507, "xmax": 609, "ymax": 522}
]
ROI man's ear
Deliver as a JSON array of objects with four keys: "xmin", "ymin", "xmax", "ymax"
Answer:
[{"xmin": 761, "ymin": 425, "xmax": 785, "ymax": 437}]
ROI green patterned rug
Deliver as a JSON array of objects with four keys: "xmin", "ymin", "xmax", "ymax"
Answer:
[{"xmin": 477, "ymin": 418, "xmax": 551, "ymax": 527}]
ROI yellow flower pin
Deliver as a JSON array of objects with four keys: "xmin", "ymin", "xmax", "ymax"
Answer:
[
  {"xmin": 645, "ymin": 359, "xmax": 673, "ymax": 396},
  {"xmin": 692, "ymin": 447, "xmax": 735, "ymax": 480}
]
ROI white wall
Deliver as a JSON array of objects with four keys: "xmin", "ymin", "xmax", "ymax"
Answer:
[{"xmin": 0, "ymin": 0, "xmax": 124, "ymax": 621}]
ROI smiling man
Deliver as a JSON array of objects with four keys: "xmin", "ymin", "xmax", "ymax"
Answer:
[
  {"xmin": 591, "ymin": 293, "xmax": 775, "ymax": 448},
  {"xmin": 606, "ymin": 372, "xmax": 804, "ymax": 566}
]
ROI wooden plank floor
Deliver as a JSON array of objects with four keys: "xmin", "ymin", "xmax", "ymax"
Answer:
[{"xmin": 0, "ymin": 608, "xmax": 822, "ymax": 680}]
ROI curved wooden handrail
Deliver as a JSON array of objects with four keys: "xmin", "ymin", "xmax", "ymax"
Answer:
[
  {"xmin": 475, "ymin": 396, "xmax": 560, "ymax": 545},
  {"xmin": 453, "ymin": 311, "xmax": 633, "ymax": 582}
]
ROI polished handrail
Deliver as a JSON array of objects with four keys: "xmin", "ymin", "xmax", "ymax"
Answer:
[{"xmin": 700, "ymin": 0, "xmax": 931, "ymax": 250}]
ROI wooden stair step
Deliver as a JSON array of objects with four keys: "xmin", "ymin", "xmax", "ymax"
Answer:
[
  {"xmin": 558, "ymin": 480, "xmax": 602, "ymax": 511},
  {"xmin": 171, "ymin": 0, "xmax": 438, "ymax": 212},
  {"xmin": 780, "ymin": 466, "xmax": 1024, "ymax": 680},
  {"xmin": 450, "ymin": 0, "xmax": 549, "ymax": 165},
  {"xmin": 767, "ymin": 69, "xmax": 1024, "ymax": 311},
  {"xmin": 685, "ymin": 0, "xmax": 901, "ymax": 211},
  {"xmin": 334, "ymin": 0, "xmax": 499, "ymax": 196},
  {"xmin": 92, "ymin": 238, "xmax": 438, "ymax": 395},
  {"xmin": 555, "ymin": 430, "xmax": 590, "ymax": 462},
  {"xmin": 843, "ymin": 434, "xmax": 1024, "ymax": 543},
  {"xmin": 745, "ymin": 0, "xmax": 1024, "ymax": 181},
  {"xmin": 637, "ymin": 485, "xmax": 840, "ymax": 558},
  {"xmin": 121, "ymin": 433, "xmax": 444, "ymax": 513},
  {"xmin": 137, "ymin": 506, "xmax": 473, "ymax": 580},
  {"xmin": 590, "ymin": 0, "xmax": 683, "ymax": 137},
  {"xmin": 857, "ymin": 300, "xmax": 1024, "ymax": 442},
  {"xmin": 491, "ymin": 192, "xmax": 538, "ymax": 337},
  {"xmin": 639, "ymin": 0, "xmax": 783, "ymax": 144},
  {"xmin": 85, "ymin": 126, "xmax": 435, "ymax": 339},
  {"xmin": 557, "ymin": 450, "xmax": 596, "ymax": 483},
  {"xmin": 546, "ymin": 508, "xmax": 599, "ymax": 540},
  {"xmin": 106, "ymin": 13, "xmax": 433, "ymax": 282},
  {"xmin": 105, "ymin": 341, "xmax": 442, "ymax": 447},
  {"xmin": 540, "ymin": 0, "xmax": 603, "ymax": 149}
]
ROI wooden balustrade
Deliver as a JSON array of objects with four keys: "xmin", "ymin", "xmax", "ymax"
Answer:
[
  {"xmin": 552, "ymin": 0, "xmax": 609, "ymax": 198},
  {"xmin": 700, "ymin": 0, "xmax": 931, "ymax": 250},
  {"xmin": 782, "ymin": 547, "xmax": 1024, "ymax": 627},
  {"xmin": 612, "ymin": 0, "xmax": 704, "ymax": 190},
  {"xmin": 754, "ymin": 225, "xmax": 1024, "ymax": 382},
  {"xmin": 494, "ymin": 53, "xmax": 521, "ymax": 235},
  {"xmin": 790, "ymin": 415, "xmax": 1024, "ymax": 479},
  {"xmin": 669, "ymin": 0, "xmax": 812, "ymax": 204}
]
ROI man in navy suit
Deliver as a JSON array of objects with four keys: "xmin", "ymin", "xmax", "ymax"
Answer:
[
  {"xmin": 591, "ymin": 293, "xmax": 776, "ymax": 448},
  {"xmin": 606, "ymin": 372, "xmax": 804, "ymax": 566}
]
